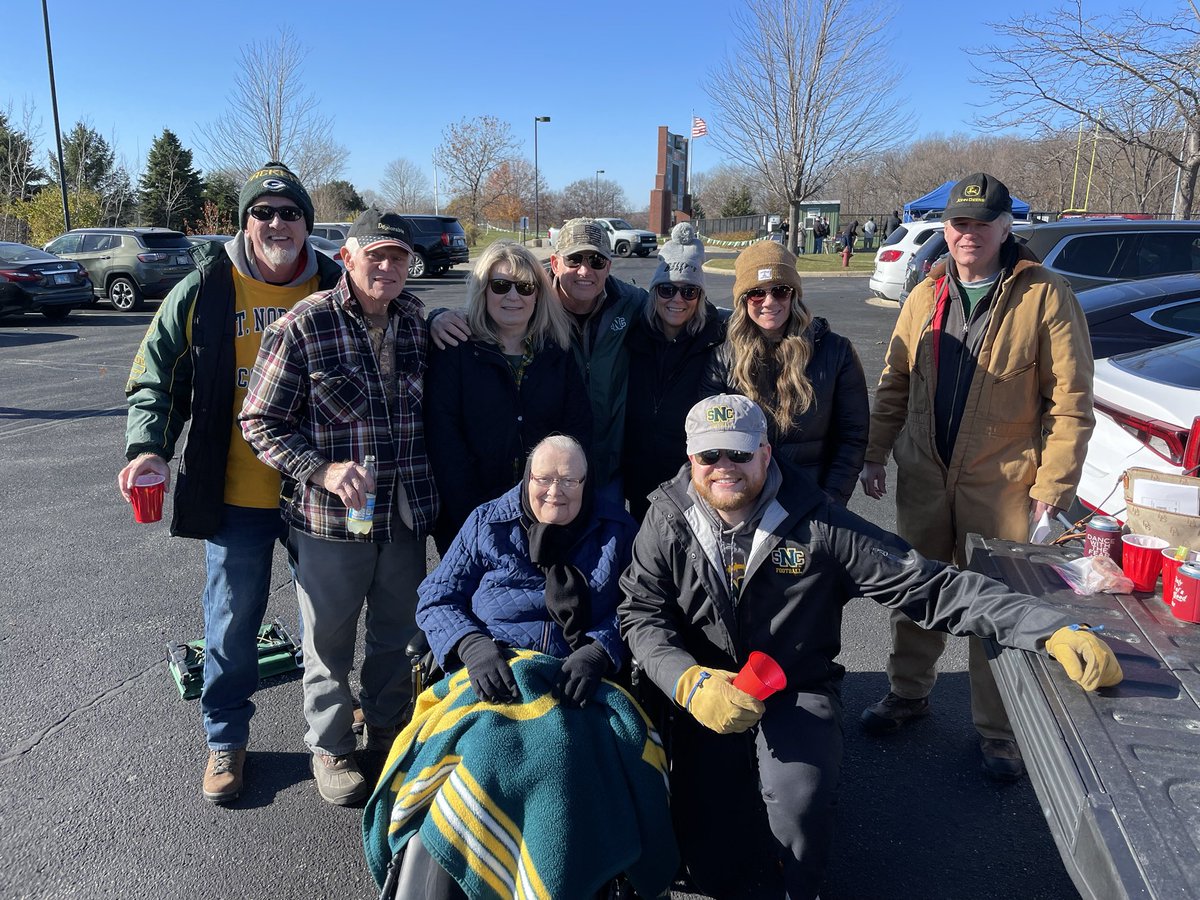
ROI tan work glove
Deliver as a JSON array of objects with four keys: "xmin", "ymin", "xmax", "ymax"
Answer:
[
  {"xmin": 1046, "ymin": 625, "xmax": 1123, "ymax": 691},
  {"xmin": 674, "ymin": 665, "xmax": 765, "ymax": 734}
]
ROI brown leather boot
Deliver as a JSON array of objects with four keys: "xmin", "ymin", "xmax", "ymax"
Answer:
[{"xmin": 202, "ymin": 748, "xmax": 246, "ymax": 803}]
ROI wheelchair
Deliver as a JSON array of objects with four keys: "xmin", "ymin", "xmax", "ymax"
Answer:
[{"xmin": 373, "ymin": 632, "xmax": 640, "ymax": 900}]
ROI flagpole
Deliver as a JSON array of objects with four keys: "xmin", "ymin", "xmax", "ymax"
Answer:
[{"xmin": 687, "ymin": 109, "xmax": 694, "ymax": 221}]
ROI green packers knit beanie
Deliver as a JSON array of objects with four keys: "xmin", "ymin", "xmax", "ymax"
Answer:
[{"xmin": 238, "ymin": 161, "xmax": 315, "ymax": 233}]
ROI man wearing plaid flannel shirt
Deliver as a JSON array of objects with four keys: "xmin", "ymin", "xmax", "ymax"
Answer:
[{"xmin": 240, "ymin": 208, "xmax": 436, "ymax": 805}]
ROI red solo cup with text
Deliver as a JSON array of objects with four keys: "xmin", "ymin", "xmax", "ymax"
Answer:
[
  {"xmin": 130, "ymin": 473, "xmax": 166, "ymax": 523},
  {"xmin": 1171, "ymin": 563, "xmax": 1200, "ymax": 623},
  {"xmin": 1120, "ymin": 534, "xmax": 1169, "ymax": 592},
  {"xmin": 1161, "ymin": 548, "xmax": 1199, "ymax": 606},
  {"xmin": 732, "ymin": 651, "xmax": 787, "ymax": 700}
]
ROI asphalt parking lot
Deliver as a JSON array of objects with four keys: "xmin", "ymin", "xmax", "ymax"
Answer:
[{"xmin": 0, "ymin": 258, "xmax": 1078, "ymax": 899}]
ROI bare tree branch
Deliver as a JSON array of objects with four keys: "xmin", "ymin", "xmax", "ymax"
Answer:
[
  {"xmin": 197, "ymin": 28, "xmax": 348, "ymax": 188},
  {"xmin": 704, "ymin": 0, "xmax": 909, "ymax": 247}
]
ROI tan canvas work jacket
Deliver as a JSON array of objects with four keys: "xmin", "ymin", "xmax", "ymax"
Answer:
[{"xmin": 866, "ymin": 244, "xmax": 1094, "ymax": 561}]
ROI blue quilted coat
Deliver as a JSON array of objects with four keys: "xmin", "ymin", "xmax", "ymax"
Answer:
[{"xmin": 416, "ymin": 484, "xmax": 637, "ymax": 669}]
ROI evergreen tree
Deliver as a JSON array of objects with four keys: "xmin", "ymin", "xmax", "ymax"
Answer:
[
  {"xmin": 51, "ymin": 121, "xmax": 116, "ymax": 195},
  {"xmin": 139, "ymin": 129, "xmax": 204, "ymax": 228},
  {"xmin": 719, "ymin": 185, "xmax": 756, "ymax": 218},
  {"xmin": 201, "ymin": 169, "xmax": 241, "ymax": 228}
]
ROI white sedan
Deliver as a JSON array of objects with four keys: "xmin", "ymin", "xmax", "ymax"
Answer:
[
  {"xmin": 869, "ymin": 221, "xmax": 944, "ymax": 302},
  {"xmin": 1076, "ymin": 337, "xmax": 1200, "ymax": 518}
]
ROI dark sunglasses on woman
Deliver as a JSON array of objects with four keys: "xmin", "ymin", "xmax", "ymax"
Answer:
[
  {"xmin": 743, "ymin": 284, "xmax": 794, "ymax": 304},
  {"xmin": 488, "ymin": 278, "xmax": 538, "ymax": 296},
  {"xmin": 655, "ymin": 284, "xmax": 702, "ymax": 301}
]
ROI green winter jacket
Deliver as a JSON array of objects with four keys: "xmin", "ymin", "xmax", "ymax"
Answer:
[
  {"xmin": 569, "ymin": 275, "xmax": 647, "ymax": 487},
  {"xmin": 123, "ymin": 238, "xmax": 343, "ymax": 538}
]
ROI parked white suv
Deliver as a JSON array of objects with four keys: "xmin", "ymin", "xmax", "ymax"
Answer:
[{"xmin": 869, "ymin": 221, "xmax": 945, "ymax": 302}]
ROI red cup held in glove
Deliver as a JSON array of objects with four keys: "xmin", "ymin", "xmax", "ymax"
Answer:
[{"xmin": 732, "ymin": 651, "xmax": 787, "ymax": 700}]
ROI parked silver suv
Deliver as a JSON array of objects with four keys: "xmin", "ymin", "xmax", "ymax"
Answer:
[
  {"xmin": 44, "ymin": 227, "xmax": 196, "ymax": 311},
  {"xmin": 1011, "ymin": 218, "xmax": 1200, "ymax": 292}
]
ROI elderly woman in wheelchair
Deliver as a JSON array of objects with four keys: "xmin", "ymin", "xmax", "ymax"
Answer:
[{"xmin": 363, "ymin": 435, "xmax": 678, "ymax": 900}]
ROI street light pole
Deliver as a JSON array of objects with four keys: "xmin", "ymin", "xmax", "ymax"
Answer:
[
  {"xmin": 533, "ymin": 116, "xmax": 550, "ymax": 238},
  {"xmin": 595, "ymin": 169, "xmax": 605, "ymax": 215},
  {"xmin": 42, "ymin": 0, "xmax": 70, "ymax": 232}
]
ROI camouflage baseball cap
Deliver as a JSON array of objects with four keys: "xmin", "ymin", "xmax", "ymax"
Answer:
[
  {"xmin": 555, "ymin": 217, "xmax": 612, "ymax": 259},
  {"xmin": 685, "ymin": 394, "xmax": 769, "ymax": 455}
]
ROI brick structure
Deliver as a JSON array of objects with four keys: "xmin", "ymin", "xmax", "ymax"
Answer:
[{"xmin": 649, "ymin": 126, "xmax": 692, "ymax": 235}]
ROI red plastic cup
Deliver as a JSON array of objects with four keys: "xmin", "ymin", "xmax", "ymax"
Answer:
[
  {"xmin": 130, "ymin": 473, "xmax": 166, "ymax": 523},
  {"xmin": 1160, "ymin": 548, "xmax": 1199, "ymax": 606},
  {"xmin": 1120, "ymin": 534, "xmax": 1169, "ymax": 592},
  {"xmin": 732, "ymin": 651, "xmax": 787, "ymax": 700}
]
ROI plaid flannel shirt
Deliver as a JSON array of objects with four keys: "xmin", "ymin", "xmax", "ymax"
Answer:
[{"xmin": 239, "ymin": 275, "xmax": 437, "ymax": 541}]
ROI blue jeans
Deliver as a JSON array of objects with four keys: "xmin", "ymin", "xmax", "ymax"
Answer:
[{"xmin": 201, "ymin": 504, "xmax": 287, "ymax": 750}]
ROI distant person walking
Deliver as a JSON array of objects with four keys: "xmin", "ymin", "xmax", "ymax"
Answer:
[
  {"xmin": 863, "ymin": 218, "xmax": 877, "ymax": 250},
  {"xmin": 812, "ymin": 218, "xmax": 829, "ymax": 254},
  {"xmin": 884, "ymin": 210, "xmax": 901, "ymax": 239},
  {"xmin": 840, "ymin": 220, "xmax": 859, "ymax": 268}
]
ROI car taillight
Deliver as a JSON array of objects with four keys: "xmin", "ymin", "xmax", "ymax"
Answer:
[
  {"xmin": 1097, "ymin": 400, "xmax": 1192, "ymax": 466},
  {"xmin": 138, "ymin": 252, "xmax": 169, "ymax": 263},
  {"xmin": 0, "ymin": 268, "xmax": 40, "ymax": 282},
  {"xmin": 877, "ymin": 250, "xmax": 902, "ymax": 263},
  {"xmin": 1183, "ymin": 416, "xmax": 1200, "ymax": 475},
  {"xmin": 440, "ymin": 233, "xmax": 450, "ymax": 247}
]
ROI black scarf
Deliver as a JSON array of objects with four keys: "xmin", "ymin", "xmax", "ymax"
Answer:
[{"xmin": 520, "ymin": 470, "xmax": 594, "ymax": 652}]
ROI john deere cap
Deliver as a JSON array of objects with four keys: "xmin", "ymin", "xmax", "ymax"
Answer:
[{"xmin": 942, "ymin": 172, "xmax": 1012, "ymax": 222}]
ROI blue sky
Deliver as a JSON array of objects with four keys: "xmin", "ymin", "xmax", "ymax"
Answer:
[{"xmin": 2, "ymin": 0, "xmax": 1130, "ymax": 210}]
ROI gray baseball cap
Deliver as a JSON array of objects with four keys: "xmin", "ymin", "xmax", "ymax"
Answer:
[{"xmin": 685, "ymin": 394, "xmax": 769, "ymax": 455}]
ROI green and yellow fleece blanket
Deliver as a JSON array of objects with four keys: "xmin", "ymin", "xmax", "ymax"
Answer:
[{"xmin": 362, "ymin": 649, "xmax": 678, "ymax": 899}]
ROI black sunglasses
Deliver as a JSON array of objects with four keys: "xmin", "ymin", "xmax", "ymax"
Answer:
[
  {"xmin": 488, "ymin": 277, "xmax": 538, "ymax": 296},
  {"xmin": 695, "ymin": 448, "xmax": 755, "ymax": 465},
  {"xmin": 743, "ymin": 285, "xmax": 794, "ymax": 303},
  {"xmin": 656, "ymin": 284, "xmax": 702, "ymax": 301},
  {"xmin": 563, "ymin": 253, "xmax": 609, "ymax": 270},
  {"xmin": 248, "ymin": 204, "xmax": 304, "ymax": 222}
]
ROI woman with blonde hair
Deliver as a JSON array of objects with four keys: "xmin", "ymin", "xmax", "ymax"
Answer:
[
  {"xmin": 425, "ymin": 241, "xmax": 590, "ymax": 552},
  {"xmin": 704, "ymin": 240, "xmax": 868, "ymax": 504}
]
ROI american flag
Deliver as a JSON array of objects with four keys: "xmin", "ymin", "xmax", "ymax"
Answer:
[{"xmin": 691, "ymin": 116, "xmax": 707, "ymax": 138}]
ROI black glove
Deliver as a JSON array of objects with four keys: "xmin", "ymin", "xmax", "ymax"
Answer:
[
  {"xmin": 554, "ymin": 641, "xmax": 611, "ymax": 707},
  {"xmin": 456, "ymin": 633, "xmax": 518, "ymax": 703}
]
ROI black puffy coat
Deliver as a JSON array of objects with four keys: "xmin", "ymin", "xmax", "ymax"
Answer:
[
  {"xmin": 622, "ymin": 305, "xmax": 727, "ymax": 520},
  {"xmin": 703, "ymin": 317, "xmax": 869, "ymax": 504},
  {"xmin": 424, "ymin": 338, "xmax": 591, "ymax": 552}
]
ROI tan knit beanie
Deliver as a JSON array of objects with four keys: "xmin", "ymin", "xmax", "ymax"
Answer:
[{"xmin": 733, "ymin": 240, "xmax": 804, "ymax": 302}]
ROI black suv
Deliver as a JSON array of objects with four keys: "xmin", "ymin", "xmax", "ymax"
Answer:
[
  {"xmin": 398, "ymin": 215, "xmax": 469, "ymax": 278},
  {"xmin": 44, "ymin": 227, "xmax": 195, "ymax": 311}
]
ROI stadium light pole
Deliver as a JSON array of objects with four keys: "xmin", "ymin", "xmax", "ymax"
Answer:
[
  {"xmin": 533, "ymin": 116, "xmax": 550, "ymax": 238},
  {"xmin": 595, "ymin": 170, "xmax": 605, "ymax": 215}
]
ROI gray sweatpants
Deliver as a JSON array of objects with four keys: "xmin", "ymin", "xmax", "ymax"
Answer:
[{"xmin": 291, "ymin": 525, "xmax": 425, "ymax": 757}]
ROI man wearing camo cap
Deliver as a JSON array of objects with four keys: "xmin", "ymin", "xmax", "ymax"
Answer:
[{"xmin": 431, "ymin": 218, "xmax": 646, "ymax": 497}]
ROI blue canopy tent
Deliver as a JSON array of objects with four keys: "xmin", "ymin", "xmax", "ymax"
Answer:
[{"xmin": 903, "ymin": 181, "xmax": 1030, "ymax": 221}]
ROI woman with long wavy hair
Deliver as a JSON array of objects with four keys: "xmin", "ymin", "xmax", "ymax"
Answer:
[{"xmin": 704, "ymin": 240, "xmax": 868, "ymax": 504}]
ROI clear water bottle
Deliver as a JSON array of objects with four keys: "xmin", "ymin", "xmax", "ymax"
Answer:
[{"xmin": 346, "ymin": 454, "xmax": 377, "ymax": 535}]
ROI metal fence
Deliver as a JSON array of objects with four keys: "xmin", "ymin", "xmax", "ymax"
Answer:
[{"xmin": 693, "ymin": 215, "xmax": 773, "ymax": 236}]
